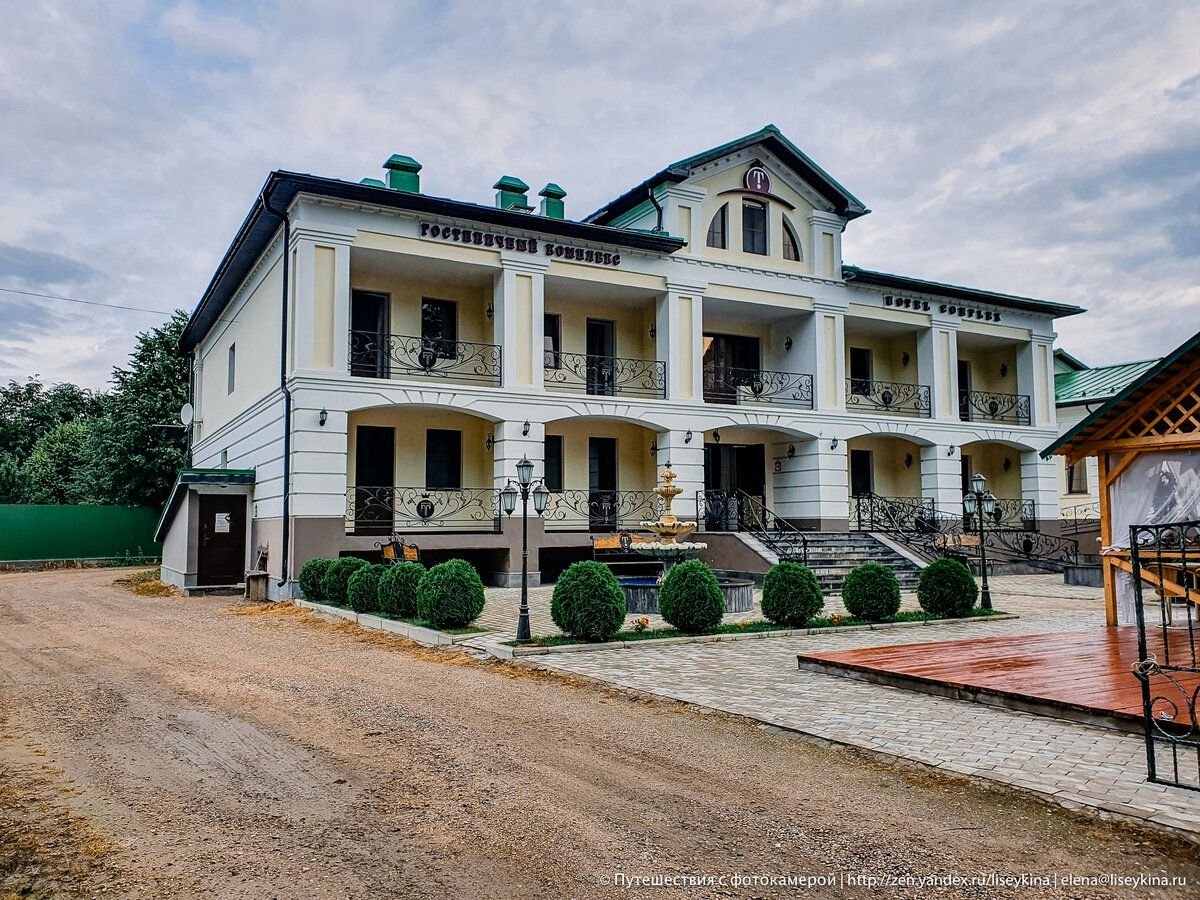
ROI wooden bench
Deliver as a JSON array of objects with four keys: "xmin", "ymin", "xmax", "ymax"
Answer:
[{"xmin": 379, "ymin": 537, "xmax": 421, "ymax": 565}]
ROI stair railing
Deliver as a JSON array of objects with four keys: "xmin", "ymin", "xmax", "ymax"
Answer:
[{"xmin": 697, "ymin": 490, "xmax": 808, "ymax": 565}]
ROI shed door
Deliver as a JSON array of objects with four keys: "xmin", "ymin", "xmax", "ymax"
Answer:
[{"xmin": 197, "ymin": 494, "xmax": 246, "ymax": 586}]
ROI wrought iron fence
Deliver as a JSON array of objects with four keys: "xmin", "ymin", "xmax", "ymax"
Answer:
[
  {"xmin": 542, "ymin": 490, "xmax": 662, "ymax": 532},
  {"xmin": 851, "ymin": 494, "xmax": 938, "ymax": 532},
  {"xmin": 845, "ymin": 379, "xmax": 932, "ymax": 418},
  {"xmin": 958, "ymin": 389, "xmax": 1031, "ymax": 426},
  {"xmin": 697, "ymin": 490, "xmax": 808, "ymax": 564},
  {"xmin": 982, "ymin": 529, "xmax": 1078, "ymax": 565},
  {"xmin": 1130, "ymin": 520, "xmax": 1200, "ymax": 792},
  {"xmin": 702, "ymin": 365, "xmax": 814, "ymax": 409},
  {"xmin": 1061, "ymin": 501, "xmax": 1100, "ymax": 535},
  {"xmin": 544, "ymin": 352, "xmax": 666, "ymax": 399},
  {"xmin": 964, "ymin": 498, "xmax": 1036, "ymax": 532},
  {"xmin": 345, "ymin": 486, "xmax": 502, "ymax": 534},
  {"xmin": 348, "ymin": 331, "xmax": 502, "ymax": 386}
]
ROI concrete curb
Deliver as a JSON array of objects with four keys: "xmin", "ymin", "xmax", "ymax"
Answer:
[
  {"xmin": 496, "ymin": 613, "xmax": 1021, "ymax": 658},
  {"xmin": 291, "ymin": 598, "xmax": 487, "ymax": 647}
]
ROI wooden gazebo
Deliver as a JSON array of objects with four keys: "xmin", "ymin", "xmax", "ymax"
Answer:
[{"xmin": 1045, "ymin": 330, "xmax": 1200, "ymax": 626}]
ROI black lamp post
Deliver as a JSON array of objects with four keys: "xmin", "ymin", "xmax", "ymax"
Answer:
[
  {"xmin": 962, "ymin": 472, "xmax": 996, "ymax": 610},
  {"xmin": 500, "ymin": 455, "xmax": 549, "ymax": 644}
]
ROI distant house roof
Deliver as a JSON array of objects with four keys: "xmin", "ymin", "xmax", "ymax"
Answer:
[
  {"xmin": 1054, "ymin": 348, "xmax": 1088, "ymax": 372},
  {"xmin": 585, "ymin": 124, "xmax": 870, "ymax": 226},
  {"xmin": 154, "ymin": 468, "xmax": 256, "ymax": 542},
  {"xmin": 1055, "ymin": 358, "xmax": 1160, "ymax": 407},
  {"xmin": 1044, "ymin": 329, "xmax": 1200, "ymax": 458},
  {"xmin": 842, "ymin": 266, "xmax": 1086, "ymax": 319},
  {"xmin": 180, "ymin": 171, "xmax": 687, "ymax": 353}
]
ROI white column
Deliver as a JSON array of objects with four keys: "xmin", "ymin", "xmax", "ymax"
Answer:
[
  {"xmin": 493, "ymin": 258, "xmax": 546, "ymax": 391},
  {"xmin": 657, "ymin": 280, "xmax": 706, "ymax": 401},
  {"xmin": 492, "ymin": 419, "xmax": 545, "ymax": 490},
  {"xmin": 656, "ymin": 429, "xmax": 704, "ymax": 520},
  {"xmin": 801, "ymin": 302, "xmax": 847, "ymax": 412},
  {"xmin": 784, "ymin": 438, "xmax": 849, "ymax": 529},
  {"xmin": 808, "ymin": 211, "xmax": 846, "ymax": 280},
  {"xmin": 1020, "ymin": 449, "xmax": 1059, "ymax": 529},
  {"xmin": 289, "ymin": 228, "xmax": 353, "ymax": 375},
  {"xmin": 1018, "ymin": 336, "xmax": 1055, "ymax": 428},
  {"xmin": 918, "ymin": 320, "xmax": 960, "ymax": 422},
  {"xmin": 921, "ymin": 444, "xmax": 962, "ymax": 512}
]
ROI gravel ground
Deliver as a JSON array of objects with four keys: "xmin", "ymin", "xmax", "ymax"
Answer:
[{"xmin": 1, "ymin": 568, "xmax": 1198, "ymax": 899}]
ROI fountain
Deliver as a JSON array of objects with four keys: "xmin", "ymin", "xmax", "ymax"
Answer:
[{"xmin": 616, "ymin": 463, "xmax": 754, "ymax": 615}]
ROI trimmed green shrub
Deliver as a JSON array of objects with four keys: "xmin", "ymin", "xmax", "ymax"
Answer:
[
  {"xmin": 320, "ymin": 556, "xmax": 370, "ymax": 606},
  {"xmin": 917, "ymin": 557, "xmax": 978, "ymax": 618},
  {"xmin": 659, "ymin": 560, "xmax": 724, "ymax": 633},
  {"xmin": 761, "ymin": 561, "xmax": 824, "ymax": 627},
  {"xmin": 347, "ymin": 564, "xmax": 385, "ymax": 614},
  {"xmin": 552, "ymin": 561, "xmax": 627, "ymax": 642},
  {"xmin": 377, "ymin": 562, "xmax": 425, "ymax": 618},
  {"xmin": 416, "ymin": 559, "xmax": 486, "ymax": 629},
  {"xmin": 840, "ymin": 562, "xmax": 901, "ymax": 622},
  {"xmin": 298, "ymin": 557, "xmax": 333, "ymax": 602}
]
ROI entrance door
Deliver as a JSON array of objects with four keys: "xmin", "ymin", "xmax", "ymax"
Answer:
[
  {"xmin": 350, "ymin": 290, "xmax": 389, "ymax": 378},
  {"xmin": 197, "ymin": 494, "xmax": 246, "ymax": 586},
  {"xmin": 958, "ymin": 360, "xmax": 972, "ymax": 421},
  {"xmin": 702, "ymin": 333, "xmax": 760, "ymax": 403},
  {"xmin": 849, "ymin": 449, "xmax": 874, "ymax": 497},
  {"xmin": 703, "ymin": 443, "xmax": 766, "ymax": 529},
  {"xmin": 849, "ymin": 347, "xmax": 873, "ymax": 396},
  {"xmin": 586, "ymin": 319, "xmax": 615, "ymax": 396},
  {"xmin": 354, "ymin": 425, "xmax": 395, "ymax": 534},
  {"xmin": 588, "ymin": 437, "xmax": 618, "ymax": 530}
]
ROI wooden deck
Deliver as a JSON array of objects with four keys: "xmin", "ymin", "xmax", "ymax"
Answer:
[{"xmin": 796, "ymin": 627, "xmax": 1200, "ymax": 733}]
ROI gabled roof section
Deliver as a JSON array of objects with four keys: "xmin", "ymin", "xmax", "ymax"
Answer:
[
  {"xmin": 1055, "ymin": 358, "xmax": 1160, "ymax": 407},
  {"xmin": 181, "ymin": 171, "xmax": 687, "ymax": 353},
  {"xmin": 843, "ymin": 266, "xmax": 1086, "ymax": 319},
  {"xmin": 155, "ymin": 468, "xmax": 256, "ymax": 542},
  {"xmin": 586, "ymin": 125, "xmax": 870, "ymax": 226},
  {"xmin": 1054, "ymin": 348, "xmax": 1089, "ymax": 372},
  {"xmin": 1044, "ymin": 329, "xmax": 1200, "ymax": 458}
]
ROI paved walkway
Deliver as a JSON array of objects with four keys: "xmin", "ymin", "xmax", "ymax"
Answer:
[{"xmin": 486, "ymin": 576, "xmax": 1200, "ymax": 840}]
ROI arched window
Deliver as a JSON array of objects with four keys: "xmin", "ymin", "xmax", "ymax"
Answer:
[
  {"xmin": 742, "ymin": 200, "xmax": 767, "ymax": 255},
  {"xmin": 782, "ymin": 216, "xmax": 803, "ymax": 262},
  {"xmin": 706, "ymin": 203, "xmax": 728, "ymax": 249}
]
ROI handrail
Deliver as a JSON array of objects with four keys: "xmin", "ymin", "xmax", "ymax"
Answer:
[{"xmin": 697, "ymin": 489, "xmax": 808, "ymax": 565}]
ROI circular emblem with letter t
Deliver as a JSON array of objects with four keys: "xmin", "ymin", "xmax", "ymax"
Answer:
[{"xmin": 744, "ymin": 165, "xmax": 771, "ymax": 194}]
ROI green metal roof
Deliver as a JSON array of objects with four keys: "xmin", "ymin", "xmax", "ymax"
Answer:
[
  {"xmin": 843, "ymin": 266, "xmax": 1085, "ymax": 318},
  {"xmin": 1054, "ymin": 358, "xmax": 1160, "ymax": 407},
  {"xmin": 154, "ymin": 468, "xmax": 256, "ymax": 542}
]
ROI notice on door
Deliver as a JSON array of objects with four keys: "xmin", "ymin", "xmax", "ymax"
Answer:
[{"xmin": 214, "ymin": 512, "xmax": 231, "ymax": 534}]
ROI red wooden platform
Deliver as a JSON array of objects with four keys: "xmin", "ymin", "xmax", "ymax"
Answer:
[{"xmin": 796, "ymin": 627, "xmax": 1200, "ymax": 732}]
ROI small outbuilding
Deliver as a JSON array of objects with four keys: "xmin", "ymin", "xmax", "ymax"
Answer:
[{"xmin": 156, "ymin": 468, "xmax": 256, "ymax": 592}]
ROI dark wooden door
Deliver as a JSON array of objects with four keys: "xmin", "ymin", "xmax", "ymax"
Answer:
[
  {"xmin": 588, "ymin": 437, "xmax": 618, "ymax": 530},
  {"xmin": 850, "ymin": 449, "xmax": 874, "ymax": 497},
  {"xmin": 586, "ymin": 319, "xmax": 615, "ymax": 395},
  {"xmin": 350, "ymin": 290, "xmax": 389, "ymax": 377},
  {"xmin": 197, "ymin": 494, "xmax": 246, "ymax": 586},
  {"xmin": 354, "ymin": 425, "xmax": 395, "ymax": 534}
]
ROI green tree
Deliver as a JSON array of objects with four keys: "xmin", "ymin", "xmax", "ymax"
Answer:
[
  {"xmin": 0, "ymin": 377, "xmax": 105, "ymax": 462},
  {"xmin": 84, "ymin": 310, "xmax": 190, "ymax": 507},
  {"xmin": 21, "ymin": 421, "xmax": 94, "ymax": 504},
  {"xmin": 0, "ymin": 451, "xmax": 22, "ymax": 503}
]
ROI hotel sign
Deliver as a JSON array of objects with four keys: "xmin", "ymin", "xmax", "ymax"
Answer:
[
  {"xmin": 884, "ymin": 294, "xmax": 1003, "ymax": 322},
  {"xmin": 419, "ymin": 222, "xmax": 621, "ymax": 267}
]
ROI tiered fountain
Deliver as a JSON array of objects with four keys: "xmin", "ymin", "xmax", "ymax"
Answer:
[{"xmin": 618, "ymin": 463, "xmax": 754, "ymax": 615}]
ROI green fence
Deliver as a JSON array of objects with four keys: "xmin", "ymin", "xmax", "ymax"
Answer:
[{"xmin": 0, "ymin": 504, "xmax": 162, "ymax": 562}]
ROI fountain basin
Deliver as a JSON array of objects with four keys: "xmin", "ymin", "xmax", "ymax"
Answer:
[{"xmin": 618, "ymin": 574, "xmax": 755, "ymax": 615}]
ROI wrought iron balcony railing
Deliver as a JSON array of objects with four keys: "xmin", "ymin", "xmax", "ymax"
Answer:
[
  {"xmin": 544, "ymin": 352, "xmax": 666, "ymax": 399},
  {"xmin": 349, "ymin": 331, "xmax": 502, "ymax": 386},
  {"xmin": 345, "ymin": 486, "xmax": 502, "ymax": 534},
  {"xmin": 958, "ymin": 389, "xmax": 1031, "ymax": 426},
  {"xmin": 702, "ymin": 365, "xmax": 814, "ymax": 409},
  {"xmin": 845, "ymin": 379, "xmax": 932, "ymax": 418},
  {"xmin": 1060, "ymin": 501, "xmax": 1100, "ymax": 535},
  {"xmin": 542, "ymin": 490, "xmax": 662, "ymax": 532}
]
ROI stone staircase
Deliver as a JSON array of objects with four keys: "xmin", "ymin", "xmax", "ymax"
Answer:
[{"xmin": 732, "ymin": 530, "xmax": 923, "ymax": 593}]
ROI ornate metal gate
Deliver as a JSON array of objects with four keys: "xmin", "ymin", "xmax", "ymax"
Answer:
[{"xmin": 1130, "ymin": 520, "xmax": 1200, "ymax": 791}]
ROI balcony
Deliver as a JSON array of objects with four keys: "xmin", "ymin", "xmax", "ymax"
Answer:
[
  {"xmin": 542, "ymin": 490, "xmax": 662, "ymax": 532},
  {"xmin": 544, "ymin": 352, "xmax": 666, "ymax": 399},
  {"xmin": 958, "ymin": 390, "xmax": 1031, "ymax": 426},
  {"xmin": 349, "ymin": 331, "xmax": 502, "ymax": 387},
  {"xmin": 345, "ymin": 486, "xmax": 502, "ymax": 535},
  {"xmin": 845, "ymin": 379, "xmax": 932, "ymax": 418},
  {"xmin": 703, "ymin": 365, "xmax": 814, "ymax": 409}
]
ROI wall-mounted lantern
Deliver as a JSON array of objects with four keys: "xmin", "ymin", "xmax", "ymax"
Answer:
[
  {"xmin": 901, "ymin": 352, "xmax": 910, "ymax": 367},
  {"xmin": 318, "ymin": 407, "xmax": 328, "ymax": 427},
  {"xmin": 784, "ymin": 336, "xmax": 793, "ymax": 352},
  {"xmin": 649, "ymin": 440, "xmax": 658, "ymax": 458},
  {"xmin": 947, "ymin": 445, "xmax": 957, "ymax": 456},
  {"xmin": 486, "ymin": 300, "xmax": 494, "ymax": 320},
  {"xmin": 712, "ymin": 430, "xmax": 721, "ymax": 444},
  {"xmin": 649, "ymin": 322, "xmax": 657, "ymax": 341},
  {"xmin": 830, "ymin": 437, "xmax": 839, "ymax": 450},
  {"xmin": 1003, "ymin": 456, "xmax": 1012, "ymax": 471},
  {"xmin": 787, "ymin": 444, "xmax": 795, "ymax": 458},
  {"xmin": 684, "ymin": 429, "xmax": 693, "ymax": 444},
  {"xmin": 485, "ymin": 432, "xmax": 495, "ymax": 451},
  {"xmin": 522, "ymin": 420, "xmax": 531, "ymax": 436},
  {"xmin": 905, "ymin": 452, "xmax": 913, "ymax": 468},
  {"xmin": 1000, "ymin": 363, "xmax": 1008, "ymax": 378}
]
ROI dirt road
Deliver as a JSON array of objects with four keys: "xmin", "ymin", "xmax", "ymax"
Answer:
[{"xmin": 1, "ymin": 569, "xmax": 1197, "ymax": 899}]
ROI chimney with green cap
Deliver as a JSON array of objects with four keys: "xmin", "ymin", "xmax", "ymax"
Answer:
[
  {"xmin": 493, "ymin": 176, "xmax": 533, "ymax": 212},
  {"xmin": 538, "ymin": 183, "xmax": 566, "ymax": 219},
  {"xmin": 383, "ymin": 154, "xmax": 422, "ymax": 192}
]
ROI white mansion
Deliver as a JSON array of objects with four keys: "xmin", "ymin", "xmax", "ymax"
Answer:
[{"xmin": 158, "ymin": 126, "xmax": 1082, "ymax": 594}]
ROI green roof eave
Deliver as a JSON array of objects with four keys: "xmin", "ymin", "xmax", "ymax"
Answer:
[
  {"xmin": 1043, "ymin": 330, "xmax": 1200, "ymax": 458},
  {"xmin": 843, "ymin": 266, "xmax": 1086, "ymax": 318},
  {"xmin": 1054, "ymin": 358, "xmax": 1160, "ymax": 405},
  {"xmin": 154, "ymin": 468, "xmax": 256, "ymax": 542}
]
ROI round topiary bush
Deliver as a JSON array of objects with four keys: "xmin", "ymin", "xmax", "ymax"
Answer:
[
  {"xmin": 551, "ymin": 561, "xmax": 627, "ymax": 642},
  {"xmin": 416, "ymin": 559, "xmax": 486, "ymax": 629},
  {"xmin": 298, "ymin": 557, "xmax": 333, "ymax": 602},
  {"xmin": 320, "ymin": 556, "xmax": 370, "ymax": 606},
  {"xmin": 658, "ymin": 559, "xmax": 724, "ymax": 633},
  {"xmin": 917, "ymin": 557, "xmax": 978, "ymax": 618},
  {"xmin": 377, "ymin": 562, "xmax": 425, "ymax": 618},
  {"xmin": 840, "ymin": 561, "xmax": 901, "ymax": 622},
  {"xmin": 761, "ymin": 561, "xmax": 824, "ymax": 627},
  {"xmin": 347, "ymin": 564, "xmax": 385, "ymax": 614}
]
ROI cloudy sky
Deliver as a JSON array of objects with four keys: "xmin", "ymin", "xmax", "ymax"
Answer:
[{"xmin": 1, "ymin": 1, "xmax": 1197, "ymax": 390}]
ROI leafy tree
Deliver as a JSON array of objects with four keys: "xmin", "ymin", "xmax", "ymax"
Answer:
[
  {"xmin": 84, "ymin": 311, "xmax": 190, "ymax": 507},
  {"xmin": 0, "ymin": 377, "xmax": 104, "ymax": 462},
  {"xmin": 21, "ymin": 421, "xmax": 94, "ymax": 504},
  {"xmin": 0, "ymin": 452, "xmax": 22, "ymax": 503}
]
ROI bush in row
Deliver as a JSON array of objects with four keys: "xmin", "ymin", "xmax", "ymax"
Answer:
[
  {"xmin": 841, "ymin": 561, "xmax": 901, "ymax": 621},
  {"xmin": 347, "ymin": 564, "xmax": 385, "ymax": 613},
  {"xmin": 552, "ymin": 561, "xmax": 627, "ymax": 642},
  {"xmin": 321, "ymin": 557, "xmax": 371, "ymax": 606},
  {"xmin": 417, "ymin": 559, "xmax": 486, "ymax": 629},
  {"xmin": 761, "ymin": 560, "xmax": 823, "ymax": 627},
  {"xmin": 298, "ymin": 557, "xmax": 334, "ymax": 603},
  {"xmin": 660, "ymin": 559, "xmax": 724, "ymax": 633},
  {"xmin": 917, "ymin": 557, "xmax": 978, "ymax": 618},
  {"xmin": 379, "ymin": 562, "xmax": 424, "ymax": 618}
]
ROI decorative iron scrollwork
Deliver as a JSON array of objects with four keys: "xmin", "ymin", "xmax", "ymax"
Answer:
[
  {"xmin": 845, "ymin": 379, "xmax": 932, "ymax": 418},
  {"xmin": 697, "ymin": 490, "xmax": 808, "ymax": 564},
  {"xmin": 349, "ymin": 331, "xmax": 502, "ymax": 386},
  {"xmin": 1060, "ymin": 501, "xmax": 1100, "ymax": 535},
  {"xmin": 982, "ymin": 528, "xmax": 1078, "ymax": 563},
  {"xmin": 542, "ymin": 490, "xmax": 662, "ymax": 532},
  {"xmin": 852, "ymin": 494, "xmax": 937, "ymax": 532},
  {"xmin": 345, "ymin": 486, "xmax": 501, "ymax": 533},
  {"xmin": 958, "ymin": 390, "xmax": 1031, "ymax": 426},
  {"xmin": 702, "ymin": 366, "xmax": 814, "ymax": 409},
  {"xmin": 964, "ymin": 498, "xmax": 1036, "ymax": 532},
  {"xmin": 544, "ymin": 352, "xmax": 666, "ymax": 399}
]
